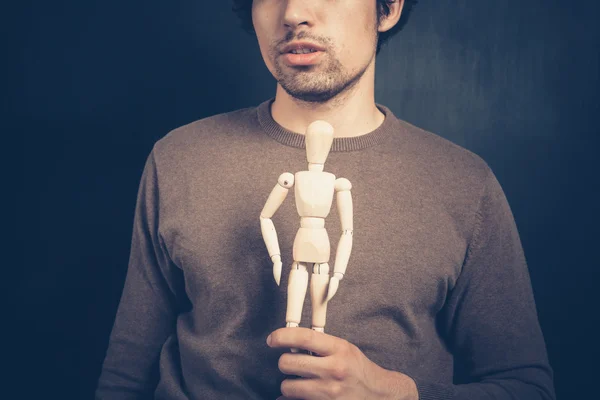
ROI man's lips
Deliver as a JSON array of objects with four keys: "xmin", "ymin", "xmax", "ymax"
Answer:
[
  {"xmin": 279, "ymin": 40, "xmax": 326, "ymax": 66},
  {"xmin": 280, "ymin": 41, "xmax": 326, "ymax": 54},
  {"xmin": 282, "ymin": 51, "xmax": 324, "ymax": 66}
]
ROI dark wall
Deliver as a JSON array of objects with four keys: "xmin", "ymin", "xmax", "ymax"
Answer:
[{"xmin": 11, "ymin": 1, "xmax": 598, "ymax": 398}]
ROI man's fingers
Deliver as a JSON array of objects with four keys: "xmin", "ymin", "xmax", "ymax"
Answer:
[
  {"xmin": 280, "ymin": 377, "xmax": 320, "ymax": 400},
  {"xmin": 268, "ymin": 327, "xmax": 343, "ymax": 356},
  {"xmin": 278, "ymin": 353, "xmax": 323, "ymax": 378}
]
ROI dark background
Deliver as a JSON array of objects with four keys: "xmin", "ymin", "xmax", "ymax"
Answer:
[{"xmin": 10, "ymin": 0, "xmax": 598, "ymax": 398}]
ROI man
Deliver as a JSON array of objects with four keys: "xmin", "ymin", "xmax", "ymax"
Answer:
[{"xmin": 97, "ymin": 1, "xmax": 556, "ymax": 399}]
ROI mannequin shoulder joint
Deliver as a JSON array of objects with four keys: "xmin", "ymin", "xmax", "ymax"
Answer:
[
  {"xmin": 278, "ymin": 172, "xmax": 295, "ymax": 189},
  {"xmin": 334, "ymin": 178, "xmax": 352, "ymax": 191}
]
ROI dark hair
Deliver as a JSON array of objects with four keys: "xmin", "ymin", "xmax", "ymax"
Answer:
[{"xmin": 232, "ymin": 0, "xmax": 417, "ymax": 55}]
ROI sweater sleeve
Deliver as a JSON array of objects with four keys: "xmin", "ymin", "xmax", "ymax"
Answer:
[
  {"xmin": 413, "ymin": 166, "xmax": 555, "ymax": 400},
  {"xmin": 96, "ymin": 148, "xmax": 186, "ymax": 399}
]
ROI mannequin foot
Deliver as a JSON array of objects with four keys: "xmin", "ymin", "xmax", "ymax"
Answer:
[
  {"xmin": 286, "ymin": 322, "xmax": 299, "ymax": 352},
  {"xmin": 308, "ymin": 327, "xmax": 325, "ymax": 355}
]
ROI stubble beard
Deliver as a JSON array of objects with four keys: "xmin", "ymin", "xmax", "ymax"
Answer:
[{"xmin": 272, "ymin": 51, "xmax": 370, "ymax": 104}]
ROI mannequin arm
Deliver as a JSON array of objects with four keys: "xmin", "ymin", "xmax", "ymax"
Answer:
[
  {"xmin": 260, "ymin": 172, "xmax": 294, "ymax": 285},
  {"xmin": 327, "ymin": 178, "xmax": 353, "ymax": 301}
]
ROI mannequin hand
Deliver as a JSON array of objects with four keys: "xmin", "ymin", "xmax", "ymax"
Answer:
[
  {"xmin": 272, "ymin": 255, "xmax": 282, "ymax": 286},
  {"xmin": 326, "ymin": 273, "xmax": 343, "ymax": 301},
  {"xmin": 267, "ymin": 328, "xmax": 418, "ymax": 400}
]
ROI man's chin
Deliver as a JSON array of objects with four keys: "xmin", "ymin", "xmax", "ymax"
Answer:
[{"xmin": 283, "ymin": 88, "xmax": 337, "ymax": 104}]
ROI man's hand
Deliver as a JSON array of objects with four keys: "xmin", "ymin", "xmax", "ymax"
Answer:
[{"xmin": 267, "ymin": 327, "xmax": 418, "ymax": 400}]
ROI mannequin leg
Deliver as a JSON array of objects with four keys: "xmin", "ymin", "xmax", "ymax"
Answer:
[
  {"xmin": 286, "ymin": 261, "xmax": 309, "ymax": 352},
  {"xmin": 310, "ymin": 262, "xmax": 330, "ymax": 334}
]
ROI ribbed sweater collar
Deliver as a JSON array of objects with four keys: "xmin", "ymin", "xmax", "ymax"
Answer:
[{"xmin": 257, "ymin": 97, "xmax": 398, "ymax": 152}]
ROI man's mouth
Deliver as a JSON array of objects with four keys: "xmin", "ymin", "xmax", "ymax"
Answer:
[
  {"xmin": 290, "ymin": 48, "xmax": 319, "ymax": 54},
  {"xmin": 281, "ymin": 41, "xmax": 326, "ymax": 54}
]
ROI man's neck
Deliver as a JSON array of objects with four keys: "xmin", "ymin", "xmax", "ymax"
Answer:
[{"xmin": 270, "ymin": 77, "xmax": 385, "ymax": 138}]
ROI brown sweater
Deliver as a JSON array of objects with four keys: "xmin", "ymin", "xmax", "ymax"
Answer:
[{"xmin": 96, "ymin": 98, "xmax": 555, "ymax": 399}]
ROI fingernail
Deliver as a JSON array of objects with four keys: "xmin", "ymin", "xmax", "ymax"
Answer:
[{"xmin": 266, "ymin": 334, "xmax": 272, "ymax": 346}]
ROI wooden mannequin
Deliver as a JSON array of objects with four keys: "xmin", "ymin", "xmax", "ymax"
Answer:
[{"xmin": 260, "ymin": 121, "xmax": 354, "ymax": 338}]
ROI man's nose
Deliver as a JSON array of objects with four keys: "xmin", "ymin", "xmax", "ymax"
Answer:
[{"xmin": 282, "ymin": 0, "xmax": 314, "ymax": 30}]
